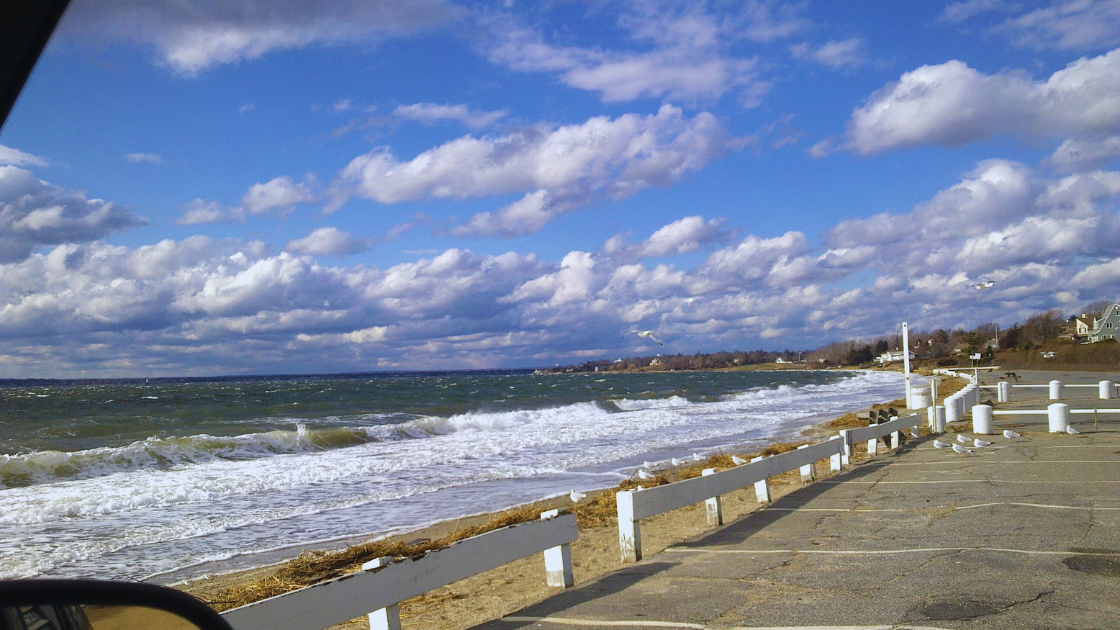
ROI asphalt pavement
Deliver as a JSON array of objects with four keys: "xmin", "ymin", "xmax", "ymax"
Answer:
[{"xmin": 471, "ymin": 370, "xmax": 1120, "ymax": 630}]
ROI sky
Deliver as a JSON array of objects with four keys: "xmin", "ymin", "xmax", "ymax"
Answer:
[{"xmin": 0, "ymin": 0, "xmax": 1118, "ymax": 377}]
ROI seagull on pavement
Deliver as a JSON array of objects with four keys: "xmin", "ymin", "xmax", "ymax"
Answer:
[
  {"xmin": 952, "ymin": 444, "xmax": 973, "ymax": 455},
  {"xmin": 624, "ymin": 330, "xmax": 664, "ymax": 345},
  {"xmin": 637, "ymin": 469, "xmax": 654, "ymax": 480},
  {"xmin": 732, "ymin": 455, "xmax": 747, "ymax": 465},
  {"xmin": 1003, "ymin": 430, "xmax": 1021, "ymax": 439},
  {"xmin": 956, "ymin": 434, "xmax": 970, "ymax": 444},
  {"xmin": 973, "ymin": 438, "xmax": 992, "ymax": 447},
  {"xmin": 1066, "ymin": 425, "xmax": 1081, "ymax": 435},
  {"xmin": 933, "ymin": 440, "xmax": 951, "ymax": 449},
  {"xmin": 569, "ymin": 490, "xmax": 586, "ymax": 503}
]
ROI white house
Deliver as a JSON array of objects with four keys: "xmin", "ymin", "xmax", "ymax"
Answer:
[
  {"xmin": 876, "ymin": 350, "xmax": 915, "ymax": 365},
  {"xmin": 1088, "ymin": 304, "xmax": 1120, "ymax": 343}
]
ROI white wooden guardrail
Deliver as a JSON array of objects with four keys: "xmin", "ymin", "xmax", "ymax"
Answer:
[
  {"xmin": 839, "ymin": 413, "xmax": 922, "ymax": 461},
  {"xmin": 616, "ymin": 438, "xmax": 844, "ymax": 563},
  {"xmin": 221, "ymin": 510, "xmax": 578, "ymax": 630}
]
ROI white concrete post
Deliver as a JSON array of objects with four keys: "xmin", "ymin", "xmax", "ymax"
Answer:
[
  {"xmin": 945, "ymin": 395, "xmax": 960, "ymax": 424},
  {"xmin": 1048, "ymin": 403, "xmax": 1071, "ymax": 433},
  {"xmin": 751, "ymin": 456, "xmax": 771, "ymax": 502},
  {"xmin": 797, "ymin": 444, "xmax": 817, "ymax": 482},
  {"xmin": 1100, "ymin": 380, "xmax": 1115, "ymax": 400},
  {"xmin": 617, "ymin": 491, "xmax": 641, "ymax": 563},
  {"xmin": 890, "ymin": 429, "xmax": 900, "ymax": 450},
  {"xmin": 363, "ymin": 557, "xmax": 402, "ymax": 630},
  {"xmin": 972, "ymin": 404, "xmax": 993, "ymax": 434},
  {"xmin": 931, "ymin": 378, "xmax": 938, "ymax": 407},
  {"xmin": 838, "ymin": 429, "xmax": 852, "ymax": 466},
  {"xmin": 1049, "ymin": 380, "xmax": 1063, "ymax": 401},
  {"xmin": 867, "ymin": 429, "xmax": 879, "ymax": 456},
  {"xmin": 909, "ymin": 390, "xmax": 931, "ymax": 410},
  {"xmin": 934, "ymin": 405, "xmax": 946, "ymax": 433},
  {"xmin": 540, "ymin": 510, "xmax": 574, "ymax": 588},
  {"xmin": 702, "ymin": 469, "xmax": 723, "ymax": 526},
  {"xmin": 829, "ymin": 435, "xmax": 842, "ymax": 472},
  {"xmin": 997, "ymin": 381, "xmax": 1011, "ymax": 403},
  {"xmin": 927, "ymin": 405, "xmax": 936, "ymax": 429}
]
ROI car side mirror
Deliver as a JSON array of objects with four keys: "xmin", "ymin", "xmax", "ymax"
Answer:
[{"xmin": 0, "ymin": 580, "xmax": 232, "ymax": 630}]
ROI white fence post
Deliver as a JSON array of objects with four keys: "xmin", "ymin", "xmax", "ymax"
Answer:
[
  {"xmin": 867, "ymin": 430, "xmax": 878, "ymax": 456},
  {"xmin": 702, "ymin": 469, "xmax": 723, "ymax": 526},
  {"xmin": 890, "ymin": 428, "xmax": 900, "ymax": 450},
  {"xmin": 539, "ymin": 510, "xmax": 574, "ymax": 588},
  {"xmin": 617, "ymin": 491, "xmax": 641, "ymax": 563},
  {"xmin": 797, "ymin": 444, "xmax": 816, "ymax": 482},
  {"xmin": 838, "ymin": 430, "xmax": 851, "ymax": 466},
  {"xmin": 934, "ymin": 406, "xmax": 946, "ymax": 433},
  {"xmin": 362, "ymin": 558, "xmax": 402, "ymax": 630},
  {"xmin": 751, "ymin": 456, "xmax": 771, "ymax": 503},
  {"xmin": 1048, "ymin": 403, "xmax": 1070, "ymax": 433},
  {"xmin": 972, "ymin": 404, "xmax": 993, "ymax": 434},
  {"xmin": 998, "ymin": 381, "xmax": 1011, "ymax": 402},
  {"xmin": 1100, "ymin": 380, "xmax": 1115, "ymax": 400},
  {"xmin": 828, "ymin": 435, "xmax": 842, "ymax": 472},
  {"xmin": 1049, "ymin": 380, "xmax": 1063, "ymax": 400}
]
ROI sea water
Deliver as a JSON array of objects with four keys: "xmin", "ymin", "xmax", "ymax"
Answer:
[{"xmin": 0, "ymin": 369, "xmax": 912, "ymax": 582}]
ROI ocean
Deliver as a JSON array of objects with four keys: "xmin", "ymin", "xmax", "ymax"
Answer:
[{"xmin": 0, "ymin": 369, "xmax": 911, "ymax": 583}]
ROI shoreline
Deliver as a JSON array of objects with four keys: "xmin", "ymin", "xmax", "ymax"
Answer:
[{"xmin": 178, "ymin": 371, "xmax": 967, "ymax": 629}]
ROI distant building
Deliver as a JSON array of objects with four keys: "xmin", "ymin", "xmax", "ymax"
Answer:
[
  {"xmin": 774, "ymin": 357, "xmax": 790, "ymax": 364},
  {"xmin": 876, "ymin": 350, "xmax": 915, "ymax": 365},
  {"xmin": 1088, "ymin": 304, "xmax": 1120, "ymax": 343},
  {"xmin": 1072, "ymin": 314, "xmax": 1094, "ymax": 342}
]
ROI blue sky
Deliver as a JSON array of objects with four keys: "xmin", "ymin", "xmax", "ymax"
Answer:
[{"xmin": 0, "ymin": 0, "xmax": 1118, "ymax": 377}]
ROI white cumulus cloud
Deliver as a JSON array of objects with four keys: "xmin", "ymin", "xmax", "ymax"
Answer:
[
  {"xmin": 789, "ymin": 38, "xmax": 866, "ymax": 69},
  {"xmin": 832, "ymin": 49, "xmax": 1120, "ymax": 155},
  {"xmin": 393, "ymin": 103, "xmax": 508, "ymax": 130},
  {"xmin": 242, "ymin": 176, "xmax": 316, "ymax": 215}
]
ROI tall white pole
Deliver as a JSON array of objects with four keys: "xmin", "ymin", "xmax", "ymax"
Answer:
[{"xmin": 902, "ymin": 322, "xmax": 912, "ymax": 408}]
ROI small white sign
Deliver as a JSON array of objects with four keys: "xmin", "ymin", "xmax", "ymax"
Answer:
[{"xmin": 970, "ymin": 353, "xmax": 982, "ymax": 360}]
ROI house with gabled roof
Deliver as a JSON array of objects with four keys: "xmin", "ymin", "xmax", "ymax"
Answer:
[{"xmin": 1088, "ymin": 303, "xmax": 1120, "ymax": 343}]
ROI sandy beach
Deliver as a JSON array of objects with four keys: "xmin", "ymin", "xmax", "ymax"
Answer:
[{"xmin": 178, "ymin": 371, "xmax": 969, "ymax": 630}]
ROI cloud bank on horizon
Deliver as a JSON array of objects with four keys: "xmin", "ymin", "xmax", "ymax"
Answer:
[{"xmin": 0, "ymin": 0, "xmax": 1118, "ymax": 377}]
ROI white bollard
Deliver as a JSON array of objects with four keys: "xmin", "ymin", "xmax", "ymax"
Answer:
[
  {"xmin": 797, "ymin": 444, "xmax": 816, "ymax": 482},
  {"xmin": 702, "ymin": 469, "xmax": 723, "ymax": 526},
  {"xmin": 363, "ymin": 557, "xmax": 402, "ymax": 630},
  {"xmin": 909, "ymin": 390, "xmax": 931, "ymax": 410},
  {"xmin": 617, "ymin": 491, "xmax": 641, "ymax": 563},
  {"xmin": 997, "ymin": 381, "xmax": 1011, "ymax": 403},
  {"xmin": 945, "ymin": 395, "xmax": 961, "ymax": 424},
  {"xmin": 1100, "ymin": 380, "xmax": 1115, "ymax": 400},
  {"xmin": 540, "ymin": 510, "xmax": 574, "ymax": 587},
  {"xmin": 751, "ymin": 456, "xmax": 771, "ymax": 503},
  {"xmin": 934, "ymin": 405, "xmax": 946, "ymax": 433},
  {"xmin": 972, "ymin": 404, "xmax": 993, "ymax": 434},
  {"xmin": 890, "ymin": 429, "xmax": 900, "ymax": 450},
  {"xmin": 1048, "ymin": 403, "xmax": 1070, "ymax": 433},
  {"xmin": 927, "ymin": 406, "xmax": 936, "ymax": 429},
  {"xmin": 829, "ymin": 435, "xmax": 842, "ymax": 472},
  {"xmin": 1049, "ymin": 380, "xmax": 1063, "ymax": 401},
  {"xmin": 839, "ymin": 430, "xmax": 852, "ymax": 466}
]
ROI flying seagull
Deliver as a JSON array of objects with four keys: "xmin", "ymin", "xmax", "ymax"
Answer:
[
  {"xmin": 1003, "ymin": 430, "xmax": 1021, "ymax": 439},
  {"xmin": 732, "ymin": 455, "xmax": 747, "ymax": 465},
  {"xmin": 624, "ymin": 330, "xmax": 664, "ymax": 345},
  {"xmin": 569, "ymin": 490, "xmax": 586, "ymax": 503},
  {"xmin": 952, "ymin": 444, "xmax": 973, "ymax": 455},
  {"xmin": 972, "ymin": 279, "xmax": 996, "ymax": 290}
]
